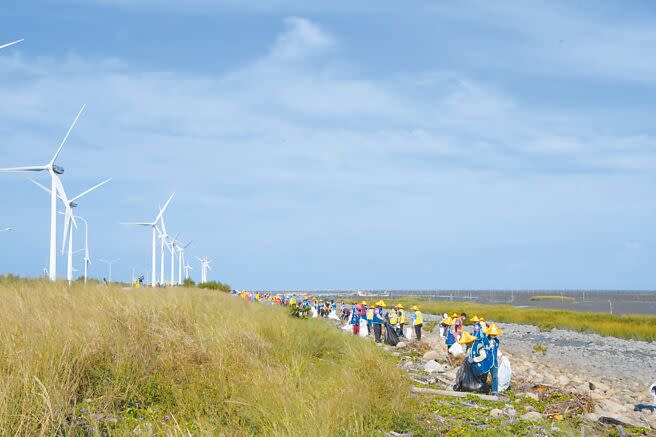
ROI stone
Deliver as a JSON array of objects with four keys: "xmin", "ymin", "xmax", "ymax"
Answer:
[
  {"xmin": 520, "ymin": 411, "xmax": 543, "ymax": 422},
  {"xmin": 424, "ymin": 360, "xmax": 448, "ymax": 373},
  {"xmin": 422, "ymin": 350, "xmax": 440, "ymax": 361},
  {"xmin": 396, "ymin": 342, "xmax": 407, "ymax": 349},
  {"xmin": 557, "ymin": 375, "xmax": 570, "ymax": 387},
  {"xmin": 521, "ymin": 392, "xmax": 539, "ymax": 401},
  {"xmin": 583, "ymin": 413, "xmax": 599, "ymax": 422}
]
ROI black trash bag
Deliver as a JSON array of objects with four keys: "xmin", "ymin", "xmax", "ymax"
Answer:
[
  {"xmin": 453, "ymin": 361, "xmax": 490, "ymax": 394},
  {"xmin": 384, "ymin": 322, "xmax": 400, "ymax": 346}
]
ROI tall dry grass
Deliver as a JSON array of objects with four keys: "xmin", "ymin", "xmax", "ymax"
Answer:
[
  {"xmin": 0, "ymin": 281, "xmax": 415, "ymax": 436},
  {"xmin": 386, "ymin": 298, "xmax": 656, "ymax": 342}
]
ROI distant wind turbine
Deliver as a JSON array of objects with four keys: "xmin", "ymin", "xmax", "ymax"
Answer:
[
  {"xmin": 0, "ymin": 105, "xmax": 86, "ymax": 281},
  {"xmin": 196, "ymin": 257, "xmax": 211, "ymax": 283},
  {"xmin": 99, "ymin": 259, "xmax": 119, "ymax": 283},
  {"xmin": 121, "ymin": 192, "xmax": 174, "ymax": 287}
]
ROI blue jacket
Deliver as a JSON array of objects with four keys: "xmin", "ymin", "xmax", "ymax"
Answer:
[
  {"xmin": 372, "ymin": 307, "xmax": 385, "ymax": 324},
  {"xmin": 350, "ymin": 306, "xmax": 361, "ymax": 325}
]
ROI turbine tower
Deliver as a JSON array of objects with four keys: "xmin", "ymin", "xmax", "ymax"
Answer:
[
  {"xmin": 99, "ymin": 259, "xmax": 119, "ymax": 283},
  {"xmin": 0, "ymin": 105, "xmax": 86, "ymax": 281},
  {"xmin": 121, "ymin": 192, "xmax": 174, "ymax": 287}
]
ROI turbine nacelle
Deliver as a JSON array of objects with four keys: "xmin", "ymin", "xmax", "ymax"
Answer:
[{"xmin": 52, "ymin": 165, "xmax": 65, "ymax": 175}]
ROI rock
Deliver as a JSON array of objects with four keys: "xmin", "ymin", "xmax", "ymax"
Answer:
[
  {"xmin": 520, "ymin": 392, "xmax": 539, "ymax": 401},
  {"xmin": 520, "ymin": 412, "xmax": 543, "ymax": 422},
  {"xmin": 424, "ymin": 360, "xmax": 448, "ymax": 373},
  {"xmin": 597, "ymin": 399, "xmax": 627, "ymax": 415},
  {"xmin": 422, "ymin": 350, "xmax": 440, "ymax": 361},
  {"xmin": 557, "ymin": 375, "xmax": 570, "ymax": 387},
  {"xmin": 396, "ymin": 342, "xmax": 407, "ymax": 349},
  {"xmin": 489, "ymin": 408, "xmax": 503, "ymax": 418},
  {"xmin": 583, "ymin": 413, "xmax": 599, "ymax": 422}
]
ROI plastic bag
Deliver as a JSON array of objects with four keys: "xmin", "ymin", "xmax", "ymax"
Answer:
[
  {"xmin": 384, "ymin": 323, "xmax": 400, "ymax": 346},
  {"xmin": 454, "ymin": 361, "xmax": 490, "ymax": 393},
  {"xmin": 311, "ymin": 307, "xmax": 318, "ymax": 318},
  {"xmin": 448, "ymin": 343, "xmax": 464, "ymax": 356},
  {"xmin": 498, "ymin": 355, "xmax": 511, "ymax": 392},
  {"xmin": 359, "ymin": 319, "xmax": 369, "ymax": 337},
  {"xmin": 404, "ymin": 327, "xmax": 413, "ymax": 340},
  {"xmin": 328, "ymin": 310, "xmax": 340, "ymax": 320}
]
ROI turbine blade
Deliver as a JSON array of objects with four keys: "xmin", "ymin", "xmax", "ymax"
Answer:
[
  {"xmin": 120, "ymin": 222, "xmax": 154, "ymax": 226},
  {"xmin": 0, "ymin": 39, "xmax": 24, "ymax": 50},
  {"xmin": 50, "ymin": 104, "xmax": 86, "ymax": 166},
  {"xmin": 155, "ymin": 192, "xmax": 175, "ymax": 222},
  {"xmin": 29, "ymin": 178, "xmax": 52, "ymax": 194},
  {"xmin": 70, "ymin": 177, "xmax": 111, "ymax": 202},
  {"xmin": 0, "ymin": 165, "xmax": 48, "ymax": 172},
  {"xmin": 62, "ymin": 207, "xmax": 71, "ymax": 254}
]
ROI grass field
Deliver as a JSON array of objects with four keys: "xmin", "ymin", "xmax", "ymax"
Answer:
[
  {"xmin": 357, "ymin": 298, "xmax": 656, "ymax": 342},
  {"xmin": 529, "ymin": 295, "xmax": 576, "ymax": 302},
  {"xmin": 0, "ymin": 279, "xmax": 417, "ymax": 436}
]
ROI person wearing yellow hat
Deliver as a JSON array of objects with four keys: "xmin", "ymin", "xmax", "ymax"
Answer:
[
  {"xmin": 395, "ymin": 304, "xmax": 406, "ymax": 336},
  {"xmin": 411, "ymin": 305, "xmax": 423, "ymax": 340},
  {"xmin": 443, "ymin": 316, "xmax": 456, "ymax": 347},
  {"xmin": 372, "ymin": 300, "xmax": 386, "ymax": 343},
  {"xmin": 484, "ymin": 324, "xmax": 503, "ymax": 396}
]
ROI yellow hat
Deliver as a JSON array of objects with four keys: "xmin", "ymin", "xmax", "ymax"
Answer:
[
  {"xmin": 441, "ymin": 316, "xmax": 455, "ymax": 326},
  {"xmin": 395, "ymin": 304, "xmax": 405, "ymax": 309},
  {"xmin": 411, "ymin": 305, "xmax": 420, "ymax": 311},
  {"xmin": 471, "ymin": 316, "xmax": 480, "ymax": 322},
  {"xmin": 458, "ymin": 331, "xmax": 477, "ymax": 344},
  {"xmin": 451, "ymin": 313, "xmax": 459, "ymax": 318},
  {"xmin": 376, "ymin": 300, "xmax": 387, "ymax": 308},
  {"xmin": 361, "ymin": 301, "xmax": 368, "ymax": 306},
  {"xmin": 483, "ymin": 324, "xmax": 503, "ymax": 336}
]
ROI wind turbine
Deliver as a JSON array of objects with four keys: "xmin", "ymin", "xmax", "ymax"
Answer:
[
  {"xmin": 99, "ymin": 258, "xmax": 119, "ymax": 283},
  {"xmin": 157, "ymin": 205, "xmax": 176, "ymax": 286},
  {"xmin": 183, "ymin": 262, "xmax": 193, "ymax": 281},
  {"xmin": 0, "ymin": 105, "xmax": 86, "ymax": 281},
  {"xmin": 0, "ymin": 39, "xmax": 23, "ymax": 50},
  {"xmin": 196, "ymin": 257, "xmax": 211, "ymax": 283},
  {"xmin": 172, "ymin": 238, "xmax": 191, "ymax": 285},
  {"xmin": 121, "ymin": 192, "xmax": 175, "ymax": 287},
  {"xmin": 31, "ymin": 177, "xmax": 111, "ymax": 285},
  {"xmin": 75, "ymin": 215, "xmax": 91, "ymax": 284}
]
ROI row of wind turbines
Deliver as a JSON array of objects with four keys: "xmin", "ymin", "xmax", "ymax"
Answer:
[{"xmin": 0, "ymin": 38, "xmax": 213, "ymax": 286}]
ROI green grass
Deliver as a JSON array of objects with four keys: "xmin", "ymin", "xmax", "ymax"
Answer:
[
  {"xmin": 0, "ymin": 280, "xmax": 418, "ymax": 435},
  {"xmin": 365, "ymin": 298, "xmax": 656, "ymax": 342},
  {"xmin": 529, "ymin": 295, "xmax": 576, "ymax": 302}
]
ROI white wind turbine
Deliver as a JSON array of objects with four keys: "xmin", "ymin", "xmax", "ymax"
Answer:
[
  {"xmin": 157, "ymin": 205, "xmax": 177, "ymax": 286},
  {"xmin": 31, "ymin": 177, "xmax": 111, "ymax": 285},
  {"xmin": 0, "ymin": 105, "xmax": 86, "ymax": 281},
  {"xmin": 74, "ymin": 215, "xmax": 91, "ymax": 284},
  {"xmin": 0, "ymin": 39, "xmax": 23, "ymax": 50},
  {"xmin": 196, "ymin": 257, "xmax": 211, "ymax": 283},
  {"xmin": 183, "ymin": 262, "xmax": 193, "ymax": 281},
  {"xmin": 172, "ymin": 238, "xmax": 191, "ymax": 285},
  {"xmin": 99, "ymin": 258, "xmax": 119, "ymax": 283},
  {"xmin": 121, "ymin": 192, "xmax": 174, "ymax": 287}
]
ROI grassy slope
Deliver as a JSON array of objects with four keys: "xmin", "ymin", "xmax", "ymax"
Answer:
[
  {"xmin": 379, "ymin": 298, "xmax": 656, "ymax": 341},
  {"xmin": 0, "ymin": 281, "xmax": 415, "ymax": 436}
]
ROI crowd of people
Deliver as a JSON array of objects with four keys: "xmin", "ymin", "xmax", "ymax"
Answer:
[
  {"xmin": 439, "ymin": 313, "xmax": 507, "ymax": 396},
  {"xmin": 230, "ymin": 290, "xmax": 509, "ymax": 396}
]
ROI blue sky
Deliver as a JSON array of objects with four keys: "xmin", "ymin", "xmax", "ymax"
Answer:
[{"xmin": 1, "ymin": 0, "xmax": 656, "ymax": 290}]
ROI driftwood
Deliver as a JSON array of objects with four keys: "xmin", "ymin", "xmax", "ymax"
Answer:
[{"xmin": 411, "ymin": 386, "xmax": 500, "ymax": 401}]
